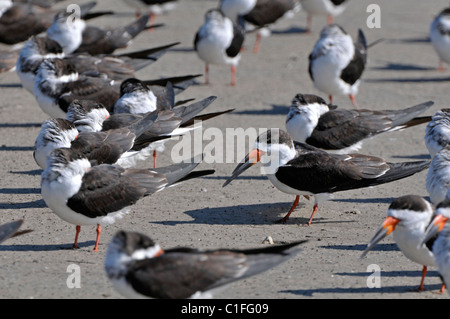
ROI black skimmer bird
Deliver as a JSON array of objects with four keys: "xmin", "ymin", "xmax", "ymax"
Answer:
[
  {"xmin": 286, "ymin": 94, "xmax": 433, "ymax": 154},
  {"xmin": 426, "ymin": 146, "xmax": 450, "ymax": 206},
  {"xmin": 425, "ymin": 109, "xmax": 450, "ymax": 158},
  {"xmin": 220, "ymin": 0, "xmax": 299, "ymax": 53},
  {"xmin": 33, "ymin": 58, "xmax": 200, "ymax": 118},
  {"xmin": 66, "ymin": 94, "xmax": 232, "ymax": 168},
  {"xmin": 430, "ymin": 8, "xmax": 450, "ymax": 71},
  {"xmin": 361, "ymin": 195, "xmax": 444, "ymax": 292},
  {"xmin": 300, "ymin": 0, "xmax": 348, "ymax": 32},
  {"xmin": 105, "ymin": 230, "xmax": 306, "ymax": 298},
  {"xmin": 47, "ymin": 11, "xmax": 154, "ymax": 55},
  {"xmin": 194, "ymin": 8, "xmax": 245, "ymax": 86},
  {"xmin": 41, "ymin": 148, "xmax": 214, "ymax": 251},
  {"xmin": 16, "ymin": 35, "xmax": 179, "ymax": 93},
  {"xmin": 422, "ymin": 198, "xmax": 450, "ymax": 294},
  {"xmin": 309, "ymin": 24, "xmax": 367, "ymax": 108},
  {"xmin": 223, "ymin": 129, "xmax": 431, "ymax": 225},
  {"xmin": 0, "ymin": 1, "xmax": 107, "ymax": 45},
  {"xmin": 33, "ymin": 110, "xmax": 173, "ymax": 169}
]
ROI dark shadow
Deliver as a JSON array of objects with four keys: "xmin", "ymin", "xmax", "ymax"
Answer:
[
  {"xmin": 0, "ymin": 240, "xmax": 96, "ymax": 252},
  {"xmin": 0, "ymin": 188, "xmax": 40, "ymax": 194},
  {"xmin": 232, "ymin": 104, "xmax": 289, "ymax": 116},
  {"xmin": 0, "ymin": 123, "xmax": 41, "ymax": 128},
  {"xmin": 391, "ymin": 154, "xmax": 431, "ymax": 160},
  {"xmin": 9, "ymin": 169, "xmax": 42, "ymax": 176},
  {"xmin": 152, "ymin": 201, "xmax": 361, "ymax": 227},
  {"xmin": 151, "ymin": 202, "xmax": 313, "ymax": 226},
  {"xmin": 364, "ymin": 76, "xmax": 450, "ymax": 83},
  {"xmin": 203, "ymin": 175, "xmax": 268, "ymax": 181},
  {"xmin": 0, "ymin": 146, "xmax": 34, "ymax": 151},
  {"xmin": 371, "ymin": 63, "xmax": 436, "ymax": 72},
  {"xmin": 0, "ymin": 83, "xmax": 23, "ymax": 88},
  {"xmin": 321, "ymin": 243, "xmax": 399, "ymax": 253},
  {"xmin": 0, "ymin": 199, "xmax": 46, "ymax": 209},
  {"xmin": 280, "ymin": 282, "xmax": 443, "ymax": 296},
  {"xmin": 331, "ymin": 197, "xmax": 397, "ymax": 204},
  {"xmin": 385, "ymin": 37, "xmax": 430, "ymax": 44},
  {"xmin": 271, "ymin": 26, "xmax": 309, "ymax": 35},
  {"xmin": 169, "ymin": 47, "xmax": 195, "ymax": 53}
]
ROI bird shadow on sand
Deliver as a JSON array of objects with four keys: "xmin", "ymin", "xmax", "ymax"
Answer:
[
  {"xmin": 0, "ymin": 122, "xmax": 41, "ymax": 128},
  {"xmin": 232, "ymin": 104, "xmax": 289, "ymax": 116},
  {"xmin": 152, "ymin": 201, "xmax": 361, "ymax": 227},
  {"xmin": 0, "ymin": 241, "xmax": 96, "ymax": 252},
  {"xmin": 0, "ymin": 187, "xmax": 46, "ymax": 209},
  {"xmin": 270, "ymin": 26, "xmax": 309, "ymax": 35},
  {"xmin": 370, "ymin": 62, "xmax": 437, "ymax": 72},
  {"xmin": 0, "ymin": 145, "xmax": 34, "ymax": 151},
  {"xmin": 364, "ymin": 76, "xmax": 450, "ymax": 83},
  {"xmin": 0, "ymin": 83, "xmax": 23, "ymax": 88},
  {"xmin": 280, "ymin": 279, "xmax": 443, "ymax": 296}
]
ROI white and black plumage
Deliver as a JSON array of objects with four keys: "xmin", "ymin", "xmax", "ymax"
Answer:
[
  {"xmin": 422, "ymin": 198, "xmax": 450, "ymax": 294},
  {"xmin": 426, "ymin": 146, "xmax": 450, "ymax": 206},
  {"xmin": 425, "ymin": 109, "xmax": 450, "ymax": 158},
  {"xmin": 66, "ymin": 93, "xmax": 231, "ymax": 168},
  {"xmin": 0, "ymin": 3, "xmax": 58, "ymax": 44},
  {"xmin": 33, "ymin": 110, "xmax": 173, "ymax": 169},
  {"xmin": 0, "ymin": 1, "xmax": 108, "ymax": 45},
  {"xmin": 308, "ymin": 24, "xmax": 367, "ymax": 108},
  {"xmin": 34, "ymin": 118, "xmax": 79, "ymax": 169},
  {"xmin": 286, "ymin": 94, "xmax": 433, "ymax": 154},
  {"xmin": 361, "ymin": 195, "xmax": 444, "ymax": 292},
  {"xmin": 40, "ymin": 148, "xmax": 214, "ymax": 251},
  {"xmin": 16, "ymin": 35, "xmax": 179, "ymax": 93},
  {"xmin": 47, "ymin": 11, "xmax": 152, "ymax": 55},
  {"xmin": 300, "ymin": 0, "xmax": 348, "ymax": 32},
  {"xmin": 194, "ymin": 8, "xmax": 245, "ymax": 86},
  {"xmin": 220, "ymin": 0, "xmax": 299, "ymax": 53},
  {"xmin": 105, "ymin": 230, "xmax": 305, "ymax": 299},
  {"xmin": 223, "ymin": 129, "xmax": 431, "ymax": 225},
  {"xmin": 430, "ymin": 8, "xmax": 450, "ymax": 71},
  {"xmin": 33, "ymin": 58, "xmax": 200, "ymax": 118}
]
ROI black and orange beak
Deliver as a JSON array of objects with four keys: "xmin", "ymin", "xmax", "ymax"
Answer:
[
  {"xmin": 222, "ymin": 148, "xmax": 265, "ymax": 187},
  {"xmin": 360, "ymin": 216, "xmax": 400, "ymax": 259},
  {"xmin": 421, "ymin": 214, "xmax": 450, "ymax": 247}
]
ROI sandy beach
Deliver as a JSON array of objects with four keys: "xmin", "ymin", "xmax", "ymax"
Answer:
[{"xmin": 0, "ymin": 0, "xmax": 449, "ymax": 299}]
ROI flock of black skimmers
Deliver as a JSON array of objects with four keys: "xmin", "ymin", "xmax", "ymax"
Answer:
[{"xmin": 0, "ymin": 0, "xmax": 450, "ymax": 299}]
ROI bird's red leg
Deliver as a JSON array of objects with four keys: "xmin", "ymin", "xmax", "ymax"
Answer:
[
  {"xmin": 438, "ymin": 60, "xmax": 446, "ymax": 72},
  {"xmin": 306, "ymin": 14, "xmax": 312, "ymax": 33},
  {"xmin": 231, "ymin": 65, "xmax": 236, "ymax": 86},
  {"xmin": 349, "ymin": 94, "xmax": 358, "ymax": 108},
  {"xmin": 73, "ymin": 225, "xmax": 81, "ymax": 249},
  {"xmin": 327, "ymin": 14, "xmax": 333, "ymax": 24},
  {"xmin": 153, "ymin": 150, "xmax": 157, "ymax": 168},
  {"xmin": 306, "ymin": 203, "xmax": 319, "ymax": 226},
  {"xmin": 279, "ymin": 196, "xmax": 300, "ymax": 223},
  {"xmin": 93, "ymin": 224, "xmax": 101, "ymax": 252},
  {"xmin": 439, "ymin": 283, "xmax": 446, "ymax": 294},
  {"xmin": 419, "ymin": 266, "xmax": 427, "ymax": 291},
  {"xmin": 148, "ymin": 13, "xmax": 156, "ymax": 32},
  {"xmin": 328, "ymin": 95, "xmax": 333, "ymax": 104},
  {"xmin": 205, "ymin": 63, "xmax": 209, "ymax": 85},
  {"xmin": 253, "ymin": 33, "xmax": 261, "ymax": 53}
]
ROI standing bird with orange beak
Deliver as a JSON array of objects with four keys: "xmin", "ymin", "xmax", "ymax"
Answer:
[{"xmin": 361, "ymin": 195, "xmax": 445, "ymax": 293}]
